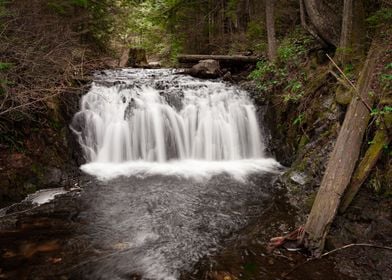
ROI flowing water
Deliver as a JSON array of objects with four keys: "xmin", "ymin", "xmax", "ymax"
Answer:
[
  {"xmin": 69, "ymin": 69, "xmax": 281, "ymax": 279},
  {"xmin": 1, "ymin": 69, "xmax": 287, "ymax": 280},
  {"xmin": 72, "ymin": 69, "xmax": 264, "ymax": 163}
]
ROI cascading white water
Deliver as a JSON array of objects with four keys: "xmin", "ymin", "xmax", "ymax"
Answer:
[
  {"xmin": 72, "ymin": 69, "xmax": 265, "ymax": 164},
  {"xmin": 68, "ymin": 70, "xmax": 282, "ymax": 280}
]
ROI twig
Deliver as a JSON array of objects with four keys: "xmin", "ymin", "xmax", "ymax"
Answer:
[
  {"xmin": 0, "ymin": 91, "xmax": 61, "ymax": 116},
  {"xmin": 326, "ymin": 54, "xmax": 372, "ymax": 112},
  {"xmin": 320, "ymin": 243, "xmax": 392, "ymax": 257},
  {"xmin": 282, "ymin": 243, "xmax": 392, "ymax": 278}
]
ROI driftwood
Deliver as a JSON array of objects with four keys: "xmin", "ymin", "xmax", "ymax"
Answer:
[
  {"xmin": 303, "ymin": 45, "xmax": 381, "ymax": 256},
  {"xmin": 177, "ymin": 54, "xmax": 259, "ymax": 64}
]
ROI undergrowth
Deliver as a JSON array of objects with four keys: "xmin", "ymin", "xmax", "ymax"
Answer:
[{"xmin": 249, "ymin": 28, "xmax": 312, "ymax": 103}]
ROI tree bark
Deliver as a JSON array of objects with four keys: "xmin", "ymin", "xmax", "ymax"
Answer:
[
  {"xmin": 303, "ymin": 0, "xmax": 341, "ymax": 47},
  {"xmin": 265, "ymin": 0, "xmax": 277, "ymax": 61},
  {"xmin": 339, "ymin": 0, "xmax": 353, "ymax": 59},
  {"xmin": 299, "ymin": 0, "xmax": 306, "ymax": 28},
  {"xmin": 303, "ymin": 44, "xmax": 380, "ymax": 256},
  {"xmin": 338, "ymin": 0, "xmax": 365, "ymax": 64},
  {"xmin": 339, "ymin": 127, "xmax": 391, "ymax": 213}
]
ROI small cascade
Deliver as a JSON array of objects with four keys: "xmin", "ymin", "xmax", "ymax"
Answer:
[{"xmin": 72, "ymin": 69, "xmax": 265, "ymax": 163}]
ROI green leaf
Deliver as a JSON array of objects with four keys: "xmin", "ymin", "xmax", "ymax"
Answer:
[{"xmin": 293, "ymin": 113, "xmax": 304, "ymax": 125}]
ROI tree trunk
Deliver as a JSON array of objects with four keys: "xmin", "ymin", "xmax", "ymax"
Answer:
[
  {"xmin": 299, "ymin": 0, "xmax": 306, "ymax": 28},
  {"xmin": 303, "ymin": 0, "xmax": 341, "ymax": 47},
  {"xmin": 265, "ymin": 0, "xmax": 277, "ymax": 61},
  {"xmin": 339, "ymin": 0, "xmax": 353, "ymax": 61},
  {"xmin": 303, "ymin": 44, "xmax": 380, "ymax": 256},
  {"xmin": 338, "ymin": 0, "xmax": 365, "ymax": 64}
]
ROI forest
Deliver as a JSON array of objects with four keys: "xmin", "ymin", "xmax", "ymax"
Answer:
[{"xmin": 0, "ymin": 0, "xmax": 391, "ymax": 279}]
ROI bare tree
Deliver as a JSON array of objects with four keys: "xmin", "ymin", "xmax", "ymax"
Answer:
[
  {"xmin": 339, "ymin": 0, "xmax": 353, "ymax": 53},
  {"xmin": 265, "ymin": 0, "xmax": 277, "ymax": 61}
]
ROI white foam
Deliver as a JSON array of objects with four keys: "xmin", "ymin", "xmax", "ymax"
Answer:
[
  {"xmin": 25, "ymin": 188, "xmax": 68, "ymax": 205},
  {"xmin": 81, "ymin": 158, "xmax": 282, "ymax": 182},
  {"xmin": 72, "ymin": 69, "xmax": 265, "ymax": 163}
]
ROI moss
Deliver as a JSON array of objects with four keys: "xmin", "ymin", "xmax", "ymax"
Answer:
[
  {"xmin": 295, "ymin": 160, "xmax": 307, "ymax": 172},
  {"xmin": 303, "ymin": 69, "xmax": 329, "ymax": 97},
  {"xmin": 336, "ymin": 86, "xmax": 353, "ymax": 105},
  {"xmin": 304, "ymin": 192, "xmax": 317, "ymax": 212},
  {"xmin": 298, "ymin": 134, "xmax": 310, "ymax": 150}
]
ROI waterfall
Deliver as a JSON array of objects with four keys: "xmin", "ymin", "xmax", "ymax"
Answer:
[{"xmin": 72, "ymin": 69, "xmax": 265, "ymax": 164}]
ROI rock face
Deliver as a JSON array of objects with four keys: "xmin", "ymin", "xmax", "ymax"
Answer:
[{"xmin": 188, "ymin": 59, "xmax": 221, "ymax": 79}]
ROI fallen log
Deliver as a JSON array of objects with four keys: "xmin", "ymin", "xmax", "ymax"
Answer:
[
  {"xmin": 340, "ymin": 113, "xmax": 392, "ymax": 213},
  {"xmin": 303, "ymin": 44, "xmax": 381, "ymax": 256},
  {"xmin": 177, "ymin": 54, "xmax": 259, "ymax": 64}
]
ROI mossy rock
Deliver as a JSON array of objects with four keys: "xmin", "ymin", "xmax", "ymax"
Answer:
[{"xmin": 335, "ymin": 86, "xmax": 353, "ymax": 105}]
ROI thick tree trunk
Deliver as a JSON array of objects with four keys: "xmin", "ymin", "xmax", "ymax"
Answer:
[
  {"xmin": 303, "ymin": 45, "xmax": 380, "ymax": 256},
  {"xmin": 303, "ymin": 0, "xmax": 341, "ymax": 47},
  {"xmin": 265, "ymin": 0, "xmax": 277, "ymax": 61},
  {"xmin": 299, "ymin": 0, "xmax": 327, "ymax": 47}
]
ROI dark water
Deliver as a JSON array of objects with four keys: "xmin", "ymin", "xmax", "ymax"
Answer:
[{"xmin": 0, "ymin": 172, "xmax": 282, "ymax": 280}]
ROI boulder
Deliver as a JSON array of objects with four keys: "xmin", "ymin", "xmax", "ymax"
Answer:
[
  {"xmin": 188, "ymin": 59, "xmax": 221, "ymax": 79},
  {"xmin": 336, "ymin": 86, "xmax": 353, "ymax": 105},
  {"xmin": 222, "ymin": 71, "xmax": 233, "ymax": 81}
]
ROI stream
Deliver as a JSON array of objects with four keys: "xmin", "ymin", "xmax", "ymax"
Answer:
[{"xmin": 0, "ymin": 69, "xmax": 351, "ymax": 280}]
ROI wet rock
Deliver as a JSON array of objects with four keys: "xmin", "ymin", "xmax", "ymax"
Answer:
[
  {"xmin": 222, "ymin": 71, "xmax": 232, "ymax": 81},
  {"xmin": 290, "ymin": 172, "xmax": 307, "ymax": 186},
  {"xmin": 148, "ymin": 61, "xmax": 161, "ymax": 68},
  {"xmin": 41, "ymin": 167, "xmax": 63, "ymax": 186}
]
